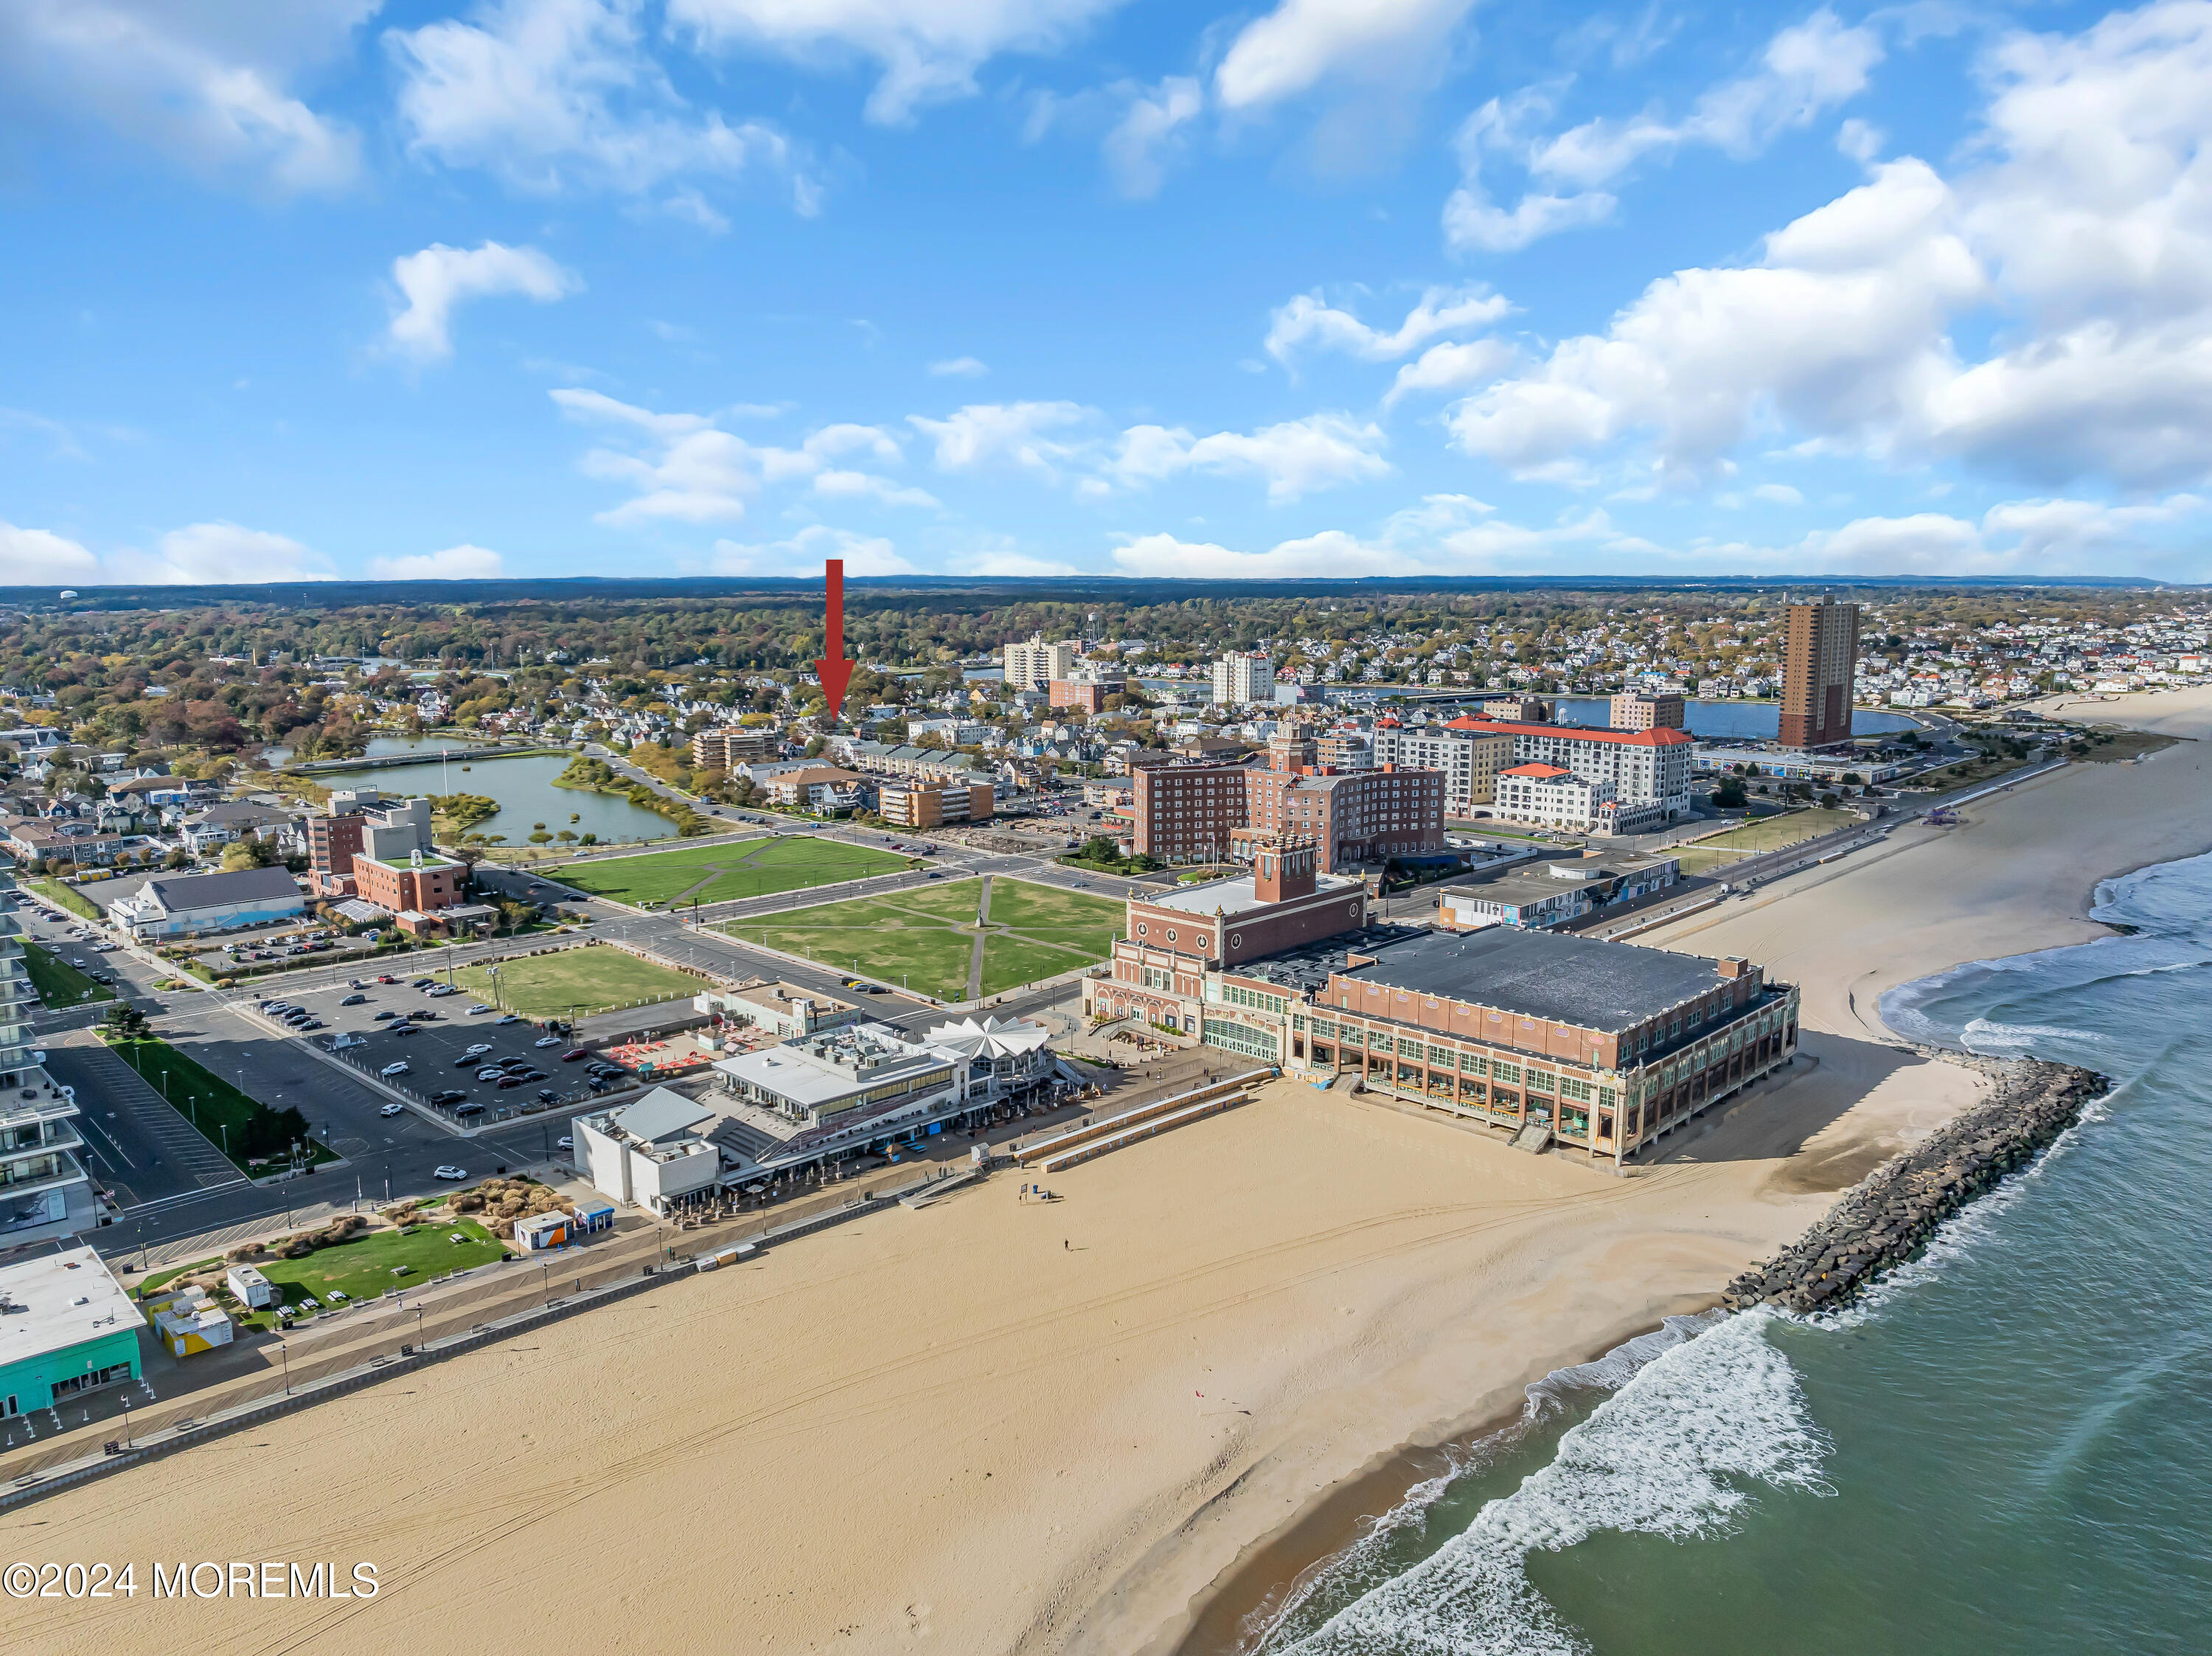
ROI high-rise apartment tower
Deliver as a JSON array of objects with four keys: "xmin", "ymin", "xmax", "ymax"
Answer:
[{"xmin": 1778, "ymin": 597, "xmax": 1860, "ymax": 749}]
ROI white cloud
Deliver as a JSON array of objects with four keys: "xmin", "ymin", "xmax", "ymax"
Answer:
[
  {"xmin": 0, "ymin": 0, "xmax": 367, "ymax": 193},
  {"xmin": 1445, "ymin": 159, "xmax": 1984, "ymax": 479},
  {"xmin": 1708, "ymin": 492, "xmax": 2209, "ymax": 573},
  {"xmin": 369, "ymin": 544, "xmax": 507, "ymax": 580},
  {"xmin": 1102, "ymin": 75, "xmax": 1203, "ymax": 198},
  {"xmin": 1531, "ymin": 9, "xmax": 1885, "ymax": 188},
  {"xmin": 908, "ymin": 401, "xmax": 1091, "ymax": 475},
  {"xmin": 1752, "ymin": 482, "xmax": 1805, "ymax": 505},
  {"xmin": 1445, "ymin": 10, "xmax": 1885, "ymax": 253},
  {"xmin": 1214, "ymin": 0, "xmax": 1478, "ymax": 111},
  {"xmin": 1107, "ymin": 413, "xmax": 1391, "ymax": 502},
  {"xmin": 709, "ymin": 523, "xmax": 914, "ymax": 576},
  {"xmin": 928, "ymin": 356, "xmax": 990, "ymax": 378},
  {"xmin": 669, "ymin": 0, "xmax": 1127, "ymax": 125},
  {"xmin": 1264, "ymin": 284, "xmax": 1510, "ymax": 363},
  {"xmin": 955, "ymin": 552, "xmax": 1080, "ymax": 577},
  {"xmin": 1109, "ymin": 495, "xmax": 1630, "ymax": 577},
  {"xmin": 389, "ymin": 242, "xmax": 582, "ymax": 365},
  {"xmin": 1441, "ymin": 178, "xmax": 1616, "ymax": 253},
  {"xmin": 111, "ymin": 522, "xmax": 336, "ymax": 584},
  {"xmin": 556, "ymin": 390, "xmax": 924, "ymax": 524},
  {"xmin": 0, "ymin": 522, "xmax": 100, "ymax": 583},
  {"xmin": 1446, "ymin": 4, "xmax": 2212, "ymax": 490},
  {"xmin": 390, "ymin": 0, "xmax": 809, "ymax": 210},
  {"xmin": 1382, "ymin": 338, "xmax": 1516, "ymax": 407}
]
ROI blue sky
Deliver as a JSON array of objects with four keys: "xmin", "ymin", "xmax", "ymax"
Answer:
[{"xmin": 4, "ymin": 0, "xmax": 2210, "ymax": 585}]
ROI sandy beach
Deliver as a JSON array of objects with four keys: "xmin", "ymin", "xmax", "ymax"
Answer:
[{"xmin": 18, "ymin": 688, "xmax": 2212, "ymax": 1656}]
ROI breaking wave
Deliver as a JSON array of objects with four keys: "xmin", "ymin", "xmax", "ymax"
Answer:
[{"xmin": 1268, "ymin": 1312, "xmax": 1831, "ymax": 1656}]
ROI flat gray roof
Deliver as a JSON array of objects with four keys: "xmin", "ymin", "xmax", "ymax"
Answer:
[
  {"xmin": 1142, "ymin": 870, "xmax": 1359, "ymax": 917},
  {"xmin": 608, "ymin": 1087, "xmax": 713, "ymax": 1142},
  {"xmin": 1340, "ymin": 927, "xmax": 1741, "ymax": 1031},
  {"xmin": 0, "ymin": 1245, "xmax": 138, "ymax": 1360}
]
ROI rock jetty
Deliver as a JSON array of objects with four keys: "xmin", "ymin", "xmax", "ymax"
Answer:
[{"xmin": 1725, "ymin": 1060, "xmax": 2107, "ymax": 1315}]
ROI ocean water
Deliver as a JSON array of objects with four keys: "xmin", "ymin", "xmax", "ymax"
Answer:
[{"xmin": 1231, "ymin": 850, "xmax": 2212, "ymax": 1656}]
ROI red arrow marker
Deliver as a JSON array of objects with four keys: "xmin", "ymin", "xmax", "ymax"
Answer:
[{"xmin": 815, "ymin": 557, "xmax": 855, "ymax": 721}]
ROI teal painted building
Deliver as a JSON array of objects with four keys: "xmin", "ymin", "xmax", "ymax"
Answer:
[{"xmin": 0, "ymin": 1247, "xmax": 142, "ymax": 1420}]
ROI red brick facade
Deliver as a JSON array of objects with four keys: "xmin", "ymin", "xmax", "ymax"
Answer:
[{"xmin": 352, "ymin": 856, "xmax": 465, "ymax": 914}]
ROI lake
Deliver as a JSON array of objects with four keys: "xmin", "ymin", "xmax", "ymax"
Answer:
[{"xmin": 321, "ymin": 748, "xmax": 678, "ymax": 846}]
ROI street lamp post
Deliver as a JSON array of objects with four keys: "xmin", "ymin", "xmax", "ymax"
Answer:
[{"xmin": 279, "ymin": 1340, "xmax": 291, "ymax": 1395}]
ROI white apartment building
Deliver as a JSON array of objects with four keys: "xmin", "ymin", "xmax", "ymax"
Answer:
[
  {"xmin": 1451, "ymin": 718, "xmax": 1695, "ymax": 821},
  {"xmin": 1494, "ymin": 764, "xmax": 1615, "ymax": 832},
  {"xmin": 1368, "ymin": 726, "xmax": 1514, "ymax": 813},
  {"xmin": 1210, "ymin": 652, "xmax": 1276, "ymax": 706},
  {"xmin": 1, "ymin": 871, "xmax": 96, "ymax": 1246},
  {"xmin": 1004, "ymin": 635, "xmax": 1078, "ymax": 690}
]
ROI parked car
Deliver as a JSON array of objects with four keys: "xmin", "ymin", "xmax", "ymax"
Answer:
[
  {"xmin": 374, "ymin": 1009, "xmax": 400, "ymax": 1020},
  {"xmin": 496, "ymin": 1013, "xmax": 521, "ymax": 1026},
  {"xmin": 497, "ymin": 1075, "xmax": 525, "ymax": 1089},
  {"xmin": 462, "ymin": 1043, "xmax": 493, "ymax": 1059},
  {"xmin": 380, "ymin": 1060, "xmax": 410, "ymax": 1077},
  {"xmin": 476, "ymin": 1067, "xmax": 504, "ymax": 1082},
  {"xmin": 467, "ymin": 1003, "xmax": 494, "ymax": 1015},
  {"xmin": 556, "ymin": 1135, "xmax": 573, "ymax": 1149},
  {"xmin": 341, "ymin": 993, "xmax": 368, "ymax": 1006},
  {"xmin": 533, "ymin": 1034, "xmax": 560, "ymax": 1048},
  {"xmin": 433, "ymin": 1165, "xmax": 467, "ymax": 1180},
  {"xmin": 391, "ymin": 1023, "xmax": 419, "ymax": 1037},
  {"xmin": 428, "ymin": 984, "xmax": 457, "ymax": 998},
  {"xmin": 535, "ymin": 1088, "xmax": 558, "ymax": 1103},
  {"xmin": 429, "ymin": 1090, "xmax": 467, "ymax": 1107},
  {"xmin": 562, "ymin": 1048, "xmax": 590, "ymax": 1062},
  {"xmin": 451, "ymin": 1102, "xmax": 485, "ymax": 1118},
  {"xmin": 453, "ymin": 1054, "xmax": 484, "ymax": 1068},
  {"xmin": 379, "ymin": 1102, "xmax": 406, "ymax": 1117},
  {"xmin": 411, "ymin": 976, "xmax": 435, "ymax": 987},
  {"xmin": 375, "ymin": 974, "xmax": 398, "ymax": 984},
  {"xmin": 261, "ymin": 1001, "xmax": 291, "ymax": 1014}
]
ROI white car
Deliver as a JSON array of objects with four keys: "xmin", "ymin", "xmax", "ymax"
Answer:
[
  {"xmin": 556, "ymin": 1135, "xmax": 573, "ymax": 1149},
  {"xmin": 533, "ymin": 1035, "xmax": 560, "ymax": 1048},
  {"xmin": 433, "ymin": 1165, "xmax": 467, "ymax": 1180},
  {"xmin": 380, "ymin": 1060, "xmax": 410, "ymax": 1077},
  {"xmin": 379, "ymin": 1102, "xmax": 405, "ymax": 1117},
  {"xmin": 462, "ymin": 1043, "xmax": 493, "ymax": 1059},
  {"xmin": 467, "ymin": 1003, "xmax": 494, "ymax": 1015}
]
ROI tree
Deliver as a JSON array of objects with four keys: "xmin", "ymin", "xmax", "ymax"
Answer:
[{"xmin": 1712, "ymin": 777, "xmax": 1747, "ymax": 810}]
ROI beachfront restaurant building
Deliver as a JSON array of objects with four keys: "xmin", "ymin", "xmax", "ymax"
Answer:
[{"xmin": 0, "ymin": 1247, "xmax": 142, "ymax": 1422}]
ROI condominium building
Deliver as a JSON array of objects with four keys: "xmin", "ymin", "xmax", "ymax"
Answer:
[
  {"xmin": 878, "ymin": 780, "xmax": 995, "ymax": 829},
  {"xmin": 1609, "ymin": 691, "xmax": 1687, "ymax": 731},
  {"xmin": 1210, "ymin": 652, "xmax": 1276, "ymax": 707},
  {"xmin": 692, "ymin": 727, "xmax": 779, "ymax": 770},
  {"xmin": 1369, "ymin": 725, "xmax": 1514, "ymax": 813},
  {"xmin": 1004, "ymin": 634, "xmax": 1079, "ymax": 690},
  {"xmin": 0, "ymin": 870, "xmax": 96, "ymax": 1247},
  {"xmin": 1444, "ymin": 717, "xmax": 1694, "ymax": 821},
  {"xmin": 1779, "ymin": 596, "xmax": 1860, "ymax": 749},
  {"xmin": 1130, "ymin": 738, "xmax": 1445, "ymax": 873}
]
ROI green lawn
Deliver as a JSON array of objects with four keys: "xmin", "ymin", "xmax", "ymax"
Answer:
[
  {"xmin": 1686, "ymin": 807, "xmax": 1861, "ymax": 855},
  {"xmin": 548, "ymin": 834, "xmax": 910, "ymax": 908},
  {"xmin": 105, "ymin": 1034, "xmax": 336, "ymax": 1175},
  {"xmin": 22, "ymin": 940, "xmax": 115, "ymax": 1006},
  {"xmin": 451, "ymin": 945, "xmax": 700, "ymax": 1018},
  {"xmin": 724, "ymin": 876, "xmax": 1121, "ymax": 1001},
  {"xmin": 147, "ymin": 1220, "xmax": 507, "ymax": 1332},
  {"xmin": 28, "ymin": 878, "xmax": 102, "ymax": 921}
]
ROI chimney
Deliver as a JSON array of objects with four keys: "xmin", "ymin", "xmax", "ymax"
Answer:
[{"xmin": 1716, "ymin": 956, "xmax": 1747, "ymax": 978}]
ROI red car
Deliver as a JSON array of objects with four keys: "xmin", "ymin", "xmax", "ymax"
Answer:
[
  {"xmin": 562, "ymin": 1048, "xmax": 590, "ymax": 1062},
  {"xmin": 375, "ymin": 974, "xmax": 398, "ymax": 984},
  {"xmin": 497, "ymin": 1075, "xmax": 526, "ymax": 1089}
]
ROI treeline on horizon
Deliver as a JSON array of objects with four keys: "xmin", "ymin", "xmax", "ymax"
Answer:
[{"xmin": 0, "ymin": 580, "xmax": 2190, "ymax": 771}]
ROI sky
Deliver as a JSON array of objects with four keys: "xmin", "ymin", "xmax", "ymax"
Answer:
[{"xmin": 2, "ymin": 0, "xmax": 2211, "ymax": 587}]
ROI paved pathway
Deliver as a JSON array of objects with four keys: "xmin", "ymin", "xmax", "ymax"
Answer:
[{"xmin": 964, "ymin": 875, "xmax": 994, "ymax": 1000}]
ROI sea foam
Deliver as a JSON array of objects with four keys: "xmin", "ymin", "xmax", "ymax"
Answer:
[{"xmin": 1270, "ymin": 1312, "xmax": 1830, "ymax": 1656}]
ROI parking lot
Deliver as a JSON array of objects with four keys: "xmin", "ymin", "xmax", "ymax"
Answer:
[{"xmin": 254, "ymin": 973, "xmax": 630, "ymax": 1130}]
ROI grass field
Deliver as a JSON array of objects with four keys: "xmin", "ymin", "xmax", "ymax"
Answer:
[
  {"xmin": 451, "ymin": 945, "xmax": 700, "ymax": 1018},
  {"xmin": 1686, "ymin": 807, "xmax": 1861, "ymax": 854},
  {"xmin": 28, "ymin": 878, "xmax": 102, "ymax": 921},
  {"xmin": 22, "ymin": 941, "xmax": 115, "ymax": 1006},
  {"xmin": 723, "ymin": 876, "xmax": 1121, "ymax": 1001},
  {"xmin": 146, "ymin": 1220, "xmax": 507, "ymax": 1332},
  {"xmin": 105, "ymin": 1035, "xmax": 338, "ymax": 1174},
  {"xmin": 548, "ymin": 834, "xmax": 911, "ymax": 908}
]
